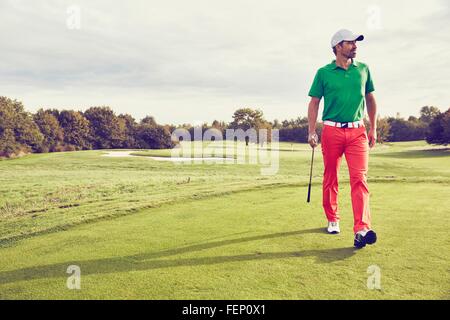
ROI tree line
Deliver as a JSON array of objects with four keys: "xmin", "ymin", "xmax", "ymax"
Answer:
[
  {"xmin": 0, "ymin": 97, "xmax": 174, "ymax": 158},
  {"xmin": 0, "ymin": 96, "xmax": 448, "ymax": 158},
  {"xmin": 175, "ymin": 106, "xmax": 449, "ymax": 146}
]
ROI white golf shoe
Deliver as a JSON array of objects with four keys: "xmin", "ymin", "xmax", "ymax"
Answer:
[{"xmin": 327, "ymin": 221, "xmax": 340, "ymax": 234}]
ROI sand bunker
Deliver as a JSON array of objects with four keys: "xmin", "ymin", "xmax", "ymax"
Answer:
[{"xmin": 102, "ymin": 151, "xmax": 235, "ymax": 162}]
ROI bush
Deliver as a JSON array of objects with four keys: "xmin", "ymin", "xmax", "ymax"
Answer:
[
  {"xmin": 34, "ymin": 109, "xmax": 64, "ymax": 152},
  {"xmin": 136, "ymin": 125, "xmax": 175, "ymax": 149},
  {"xmin": 426, "ymin": 108, "xmax": 450, "ymax": 145},
  {"xmin": 58, "ymin": 110, "xmax": 92, "ymax": 150},
  {"xmin": 84, "ymin": 107, "xmax": 126, "ymax": 149},
  {"xmin": 0, "ymin": 97, "xmax": 44, "ymax": 157}
]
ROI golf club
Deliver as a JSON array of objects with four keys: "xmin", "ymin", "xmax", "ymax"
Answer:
[{"xmin": 307, "ymin": 147, "xmax": 315, "ymax": 203}]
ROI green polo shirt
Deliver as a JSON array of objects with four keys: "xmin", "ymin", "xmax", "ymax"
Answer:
[{"xmin": 308, "ymin": 60, "xmax": 375, "ymax": 122}]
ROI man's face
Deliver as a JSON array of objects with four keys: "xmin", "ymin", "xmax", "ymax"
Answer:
[{"xmin": 337, "ymin": 40, "xmax": 357, "ymax": 58}]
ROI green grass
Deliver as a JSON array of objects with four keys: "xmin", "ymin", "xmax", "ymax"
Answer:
[{"xmin": 0, "ymin": 141, "xmax": 449, "ymax": 299}]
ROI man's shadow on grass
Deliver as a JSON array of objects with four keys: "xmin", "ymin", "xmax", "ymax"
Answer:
[{"xmin": 0, "ymin": 228, "xmax": 357, "ymax": 285}]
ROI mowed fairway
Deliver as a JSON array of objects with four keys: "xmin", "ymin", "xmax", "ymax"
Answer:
[{"xmin": 0, "ymin": 141, "xmax": 449, "ymax": 299}]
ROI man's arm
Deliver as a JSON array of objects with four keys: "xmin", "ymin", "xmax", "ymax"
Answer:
[
  {"xmin": 308, "ymin": 97, "xmax": 321, "ymax": 148},
  {"xmin": 366, "ymin": 92, "xmax": 377, "ymax": 148}
]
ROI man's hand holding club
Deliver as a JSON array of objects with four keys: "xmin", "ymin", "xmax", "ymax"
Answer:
[{"xmin": 308, "ymin": 132, "xmax": 319, "ymax": 148}]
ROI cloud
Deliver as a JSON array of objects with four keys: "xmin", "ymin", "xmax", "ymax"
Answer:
[{"xmin": 0, "ymin": 0, "xmax": 448, "ymax": 123}]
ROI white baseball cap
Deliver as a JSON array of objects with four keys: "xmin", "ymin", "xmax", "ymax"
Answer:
[{"xmin": 331, "ymin": 29, "xmax": 364, "ymax": 48}]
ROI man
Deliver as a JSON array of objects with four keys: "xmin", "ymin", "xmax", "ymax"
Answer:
[{"xmin": 307, "ymin": 29, "xmax": 378, "ymax": 249}]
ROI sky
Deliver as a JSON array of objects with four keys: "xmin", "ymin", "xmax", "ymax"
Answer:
[{"xmin": 1, "ymin": 0, "xmax": 449, "ymax": 125}]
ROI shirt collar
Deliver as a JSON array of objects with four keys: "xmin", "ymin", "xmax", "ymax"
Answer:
[{"xmin": 332, "ymin": 59, "xmax": 357, "ymax": 70}]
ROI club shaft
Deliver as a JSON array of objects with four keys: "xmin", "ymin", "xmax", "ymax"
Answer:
[{"xmin": 307, "ymin": 147, "xmax": 315, "ymax": 203}]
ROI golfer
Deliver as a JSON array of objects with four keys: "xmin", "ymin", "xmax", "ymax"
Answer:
[{"xmin": 307, "ymin": 29, "xmax": 378, "ymax": 249}]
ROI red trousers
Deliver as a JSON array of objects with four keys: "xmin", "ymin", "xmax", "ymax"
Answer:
[{"xmin": 321, "ymin": 125, "xmax": 371, "ymax": 234}]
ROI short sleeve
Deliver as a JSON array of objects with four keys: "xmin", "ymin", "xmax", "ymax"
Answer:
[
  {"xmin": 365, "ymin": 66, "xmax": 375, "ymax": 94},
  {"xmin": 308, "ymin": 69, "xmax": 324, "ymax": 98}
]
